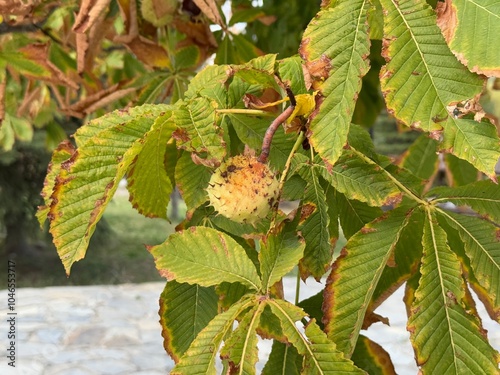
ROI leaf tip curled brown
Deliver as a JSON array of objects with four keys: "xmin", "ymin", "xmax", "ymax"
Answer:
[{"xmin": 436, "ymin": 0, "xmax": 457, "ymax": 45}]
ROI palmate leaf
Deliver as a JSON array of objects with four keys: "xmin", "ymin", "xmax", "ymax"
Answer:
[
  {"xmin": 127, "ymin": 110, "xmax": 176, "ymax": 218},
  {"xmin": 438, "ymin": 210, "xmax": 500, "ymax": 318},
  {"xmin": 148, "ymin": 226, "xmax": 262, "ymax": 291},
  {"xmin": 267, "ymin": 300, "xmax": 364, "ymax": 374},
  {"xmin": 259, "ymin": 224, "xmax": 305, "ymax": 292},
  {"xmin": 323, "ymin": 207, "xmax": 411, "ymax": 355},
  {"xmin": 159, "ymin": 281, "xmax": 218, "ymax": 362},
  {"xmin": 171, "ymin": 297, "xmax": 255, "ymax": 375},
  {"xmin": 220, "ymin": 302, "xmax": 265, "ymax": 374},
  {"xmin": 299, "ymin": 0, "xmax": 371, "ymax": 166},
  {"xmin": 173, "ymin": 97, "xmax": 226, "ymax": 163},
  {"xmin": 436, "ymin": 0, "xmax": 500, "ymax": 77},
  {"xmin": 46, "ymin": 105, "xmax": 167, "ymax": 274},
  {"xmin": 379, "ymin": 0, "xmax": 500, "ymax": 178},
  {"xmin": 430, "ymin": 180, "xmax": 500, "ymax": 223},
  {"xmin": 407, "ymin": 210, "xmax": 499, "ymax": 374}
]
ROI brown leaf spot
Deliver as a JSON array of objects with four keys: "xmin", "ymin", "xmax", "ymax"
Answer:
[
  {"xmin": 299, "ymin": 203, "xmax": 317, "ymax": 223},
  {"xmin": 360, "ymin": 226, "xmax": 377, "ymax": 234},
  {"xmin": 436, "ymin": 0, "xmax": 457, "ymax": 45},
  {"xmin": 172, "ymin": 127, "xmax": 190, "ymax": 143},
  {"xmin": 304, "ymin": 55, "xmax": 332, "ymax": 81},
  {"xmin": 383, "ymin": 192, "xmax": 403, "ymax": 207},
  {"xmin": 158, "ymin": 269, "xmax": 176, "ymax": 280}
]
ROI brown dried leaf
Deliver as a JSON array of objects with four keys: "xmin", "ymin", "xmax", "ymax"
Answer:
[
  {"xmin": 436, "ymin": 0, "xmax": 457, "ymax": 45},
  {"xmin": 73, "ymin": 0, "xmax": 112, "ymax": 33},
  {"xmin": 63, "ymin": 84, "xmax": 136, "ymax": 117},
  {"xmin": 19, "ymin": 44, "xmax": 79, "ymax": 89},
  {"xmin": 0, "ymin": 0, "xmax": 39, "ymax": 17},
  {"xmin": 125, "ymin": 36, "xmax": 171, "ymax": 69},
  {"xmin": 193, "ymin": 0, "xmax": 225, "ymax": 28}
]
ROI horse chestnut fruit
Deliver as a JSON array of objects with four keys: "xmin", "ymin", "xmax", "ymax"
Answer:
[{"xmin": 206, "ymin": 155, "xmax": 279, "ymax": 224}]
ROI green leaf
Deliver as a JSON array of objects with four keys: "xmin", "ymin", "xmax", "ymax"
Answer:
[
  {"xmin": 303, "ymin": 321, "xmax": 366, "ymax": 374},
  {"xmin": 296, "ymin": 162, "xmax": 333, "ymax": 280},
  {"xmin": 371, "ymin": 208, "xmax": 424, "ymax": 309},
  {"xmin": 47, "ymin": 105, "xmax": 163, "ymax": 274},
  {"xmin": 220, "ymin": 302, "xmax": 265, "ymax": 374},
  {"xmin": 261, "ymin": 340, "xmax": 302, "ymax": 375},
  {"xmin": 259, "ymin": 224, "xmax": 305, "ymax": 292},
  {"xmin": 10, "ymin": 115, "xmax": 33, "ymax": 142},
  {"xmin": 278, "ymin": 56, "xmax": 308, "ymax": 95},
  {"xmin": 173, "ymin": 97, "xmax": 226, "ymax": 163},
  {"xmin": 441, "ymin": 117, "xmax": 500, "ymax": 180},
  {"xmin": 36, "ymin": 140, "xmax": 75, "ymax": 226},
  {"xmin": 379, "ymin": 0, "xmax": 499, "ymax": 177},
  {"xmin": 171, "ymin": 297, "xmax": 255, "ymax": 375},
  {"xmin": 216, "ymin": 282, "xmax": 249, "ymax": 311},
  {"xmin": 148, "ymin": 226, "xmax": 262, "ymax": 291},
  {"xmin": 352, "ymin": 41, "xmax": 385, "ymax": 128},
  {"xmin": 444, "ymin": 153, "xmax": 479, "ymax": 186},
  {"xmin": 227, "ymin": 114, "xmax": 294, "ymax": 170},
  {"xmin": 407, "ymin": 210, "xmax": 499, "ymax": 374},
  {"xmin": 297, "ymin": 291, "xmax": 324, "ymax": 330},
  {"xmin": 127, "ymin": 111, "xmax": 176, "ymax": 218},
  {"xmin": 323, "ymin": 208, "xmax": 410, "ymax": 355},
  {"xmin": 0, "ymin": 50, "xmax": 50, "ymax": 77},
  {"xmin": 184, "ymin": 64, "xmax": 231, "ymax": 107},
  {"xmin": 367, "ymin": 0, "xmax": 384, "ymax": 40},
  {"xmin": 159, "ymin": 281, "xmax": 218, "ymax": 362},
  {"xmin": 440, "ymin": 218, "xmax": 499, "ymax": 321},
  {"xmin": 0, "ymin": 113, "xmax": 15, "ymax": 151},
  {"xmin": 174, "ymin": 151, "xmax": 211, "ymax": 212},
  {"xmin": 436, "ymin": 0, "xmax": 500, "ymax": 77},
  {"xmin": 336, "ymin": 192, "xmax": 383, "ymax": 239},
  {"xmin": 430, "ymin": 180, "xmax": 500, "ymax": 223},
  {"xmin": 322, "ymin": 150, "xmax": 403, "ymax": 207},
  {"xmin": 300, "ymin": 0, "xmax": 370, "ymax": 166},
  {"xmin": 347, "ymin": 124, "xmax": 379, "ymax": 162},
  {"xmin": 399, "ymin": 134, "xmax": 438, "ymax": 181},
  {"xmin": 438, "ymin": 210, "xmax": 500, "ymax": 318},
  {"xmin": 379, "ymin": 0, "xmax": 484, "ymax": 132},
  {"xmin": 351, "ymin": 335, "xmax": 396, "ymax": 375},
  {"xmin": 267, "ymin": 300, "xmax": 364, "ymax": 373}
]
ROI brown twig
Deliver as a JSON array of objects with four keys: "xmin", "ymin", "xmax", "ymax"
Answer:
[{"xmin": 258, "ymin": 88, "xmax": 296, "ymax": 164}]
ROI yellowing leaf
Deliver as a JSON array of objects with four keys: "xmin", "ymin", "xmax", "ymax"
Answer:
[{"xmin": 437, "ymin": 0, "xmax": 500, "ymax": 77}]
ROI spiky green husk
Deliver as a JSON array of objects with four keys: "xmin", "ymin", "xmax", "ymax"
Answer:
[{"xmin": 207, "ymin": 155, "xmax": 279, "ymax": 225}]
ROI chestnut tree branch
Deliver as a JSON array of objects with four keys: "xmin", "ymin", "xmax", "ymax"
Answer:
[{"xmin": 258, "ymin": 87, "xmax": 296, "ymax": 164}]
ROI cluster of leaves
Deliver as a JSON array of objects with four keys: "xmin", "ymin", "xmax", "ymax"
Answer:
[
  {"xmin": 0, "ymin": 0, "xmax": 297, "ymax": 151},
  {"xmin": 38, "ymin": 0, "xmax": 500, "ymax": 373}
]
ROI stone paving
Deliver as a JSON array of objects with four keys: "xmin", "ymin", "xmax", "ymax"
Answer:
[{"xmin": 1, "ymin": 279, "xmax": 499, "ymax": 374}]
